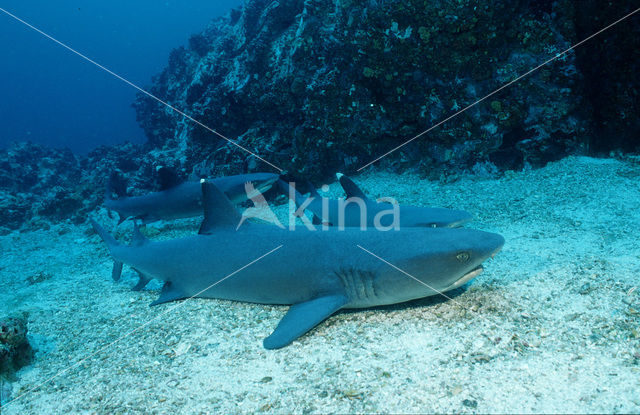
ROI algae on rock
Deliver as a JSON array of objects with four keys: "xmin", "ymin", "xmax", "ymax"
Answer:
[{"xmin": 134, "ymin": 0, "xmax": 595, "ymax": 181}]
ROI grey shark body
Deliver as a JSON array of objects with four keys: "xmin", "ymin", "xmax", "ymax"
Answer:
[
  {"xmin": 92, "ymin": 181, "xmax": 504, "ymax": 349},
  {"xmin": 105, "ymin": 172, "xmax": 278, "ymax": 224},
  {"xmin": 281, "ymin": 174, "xmax": 473, "ymax": 229}
]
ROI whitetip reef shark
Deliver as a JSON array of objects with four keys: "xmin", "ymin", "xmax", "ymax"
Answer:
[
  {"xmin": 280, "ymin": 173, "xmax": 473, "ymax": 228},
  {"xmin": 104, "ymin": 171, "xmax": 278, "ymax": 224},
  {"xmin": 92, "ymin": 180, "xmax": 504, "ymax": 349}
]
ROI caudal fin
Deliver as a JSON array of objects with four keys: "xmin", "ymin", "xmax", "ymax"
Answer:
[
  {"xmin": 277, "ymin": 179, "xmax": 308, "ymax": 208},
  {"xmin": 90, "ymin": 219, "xmax": 119, "ymax": 248},
  {"xmin": 90, "ymin": 219, "xmax": 124, "ymax": 281}
]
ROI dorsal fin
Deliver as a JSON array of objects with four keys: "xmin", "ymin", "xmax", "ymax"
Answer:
[
  {"xmin": 199, "ymin": 180, "xmax": 242, "ymax": 234},
  {"xmin": 336, "ymin": 173, "xmax": 368, "ymax": 200},
  {"xmin": 157, "ymin": 166, "xmax": 183, "ymax": 190},
  {"xmin": 131, "ymin": 221, "xmax": 149, "ymax": 246}
]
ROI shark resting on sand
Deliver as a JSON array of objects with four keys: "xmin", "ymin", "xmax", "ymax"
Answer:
[
  {"xmin": 105, "ymin": 170, "xmax": 278, "ymax": 224},
  {"xmin": 92, "ymin": 180, "xmax": 504, "ymax": 349},
  {"xmin": 280, "ymin": 173, "xmax": 473, "ymax": 229}
]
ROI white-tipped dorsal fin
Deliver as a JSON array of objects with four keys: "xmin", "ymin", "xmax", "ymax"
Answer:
[
  {"xmin": 336, "ymin": 173, "xmax": 368, "ymax": 200},
  {"xmin": 199, "ymin": 179, "xmax": 242, "ymax": 234}
]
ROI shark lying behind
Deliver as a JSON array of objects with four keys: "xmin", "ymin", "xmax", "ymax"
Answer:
[
  {"xmin": 280, "ymin": 174, "xmax": 473, "ymax": 229},
  {"xmin": 105, "ymin": 171, "xmax": 278, "ymax": 224},
  {"xmin": 92, "ymin": 181, "xmax": 504, "ymax": 349}
]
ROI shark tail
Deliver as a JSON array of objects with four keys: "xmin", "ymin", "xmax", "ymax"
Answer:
[
  {"xmin": 90, "ymin": 219, "xmax": 124, "ymax": 281},
  {"xmin": 105, "ymin": 172, "xmax": 129, "ymax": 224},
  {"xmin": 277, "ymin": 179, "xmax": 325, "ymax": 225},
  {"xmin": 277, "ymin": 179, "xmax": 308, "ymax": 208}
]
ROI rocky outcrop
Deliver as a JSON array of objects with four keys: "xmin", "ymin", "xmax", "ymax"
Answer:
[
  {"xmin": 0, "ymin": 137, "xmax": 251, "ymax": 232},
  {"xmin": 0, "ymin": 142, "xmax": 84, "ymax": 231},
  {"xmin": 0, "ymin": 142, "xmax": 153, "ymax": 232},
  {"xmin": 133, "ymin": 0, "xmax": 602, "ymax": 180},
  {"xmin": 0, "ymin": 313, "xmax": 32, "ymax": 380},
  {"xmin": 571, "ymin": 2, "xmax": 640, "ymax": 154},
  {"xmin": 0, "ymin": 138, "xmax": 230, "ymax": 232}
]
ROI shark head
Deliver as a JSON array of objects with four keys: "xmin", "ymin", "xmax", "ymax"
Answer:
[
  {"xmin": 435, "ymin": 228, "xmax": 505, "ymax": 291},
  {"xmin": 374, "ymin": 228, "xmax": 504, "ymax": 303},
  {"xmin": 408, "ymin": 207, "xmax": 474, "ymax": 228}
]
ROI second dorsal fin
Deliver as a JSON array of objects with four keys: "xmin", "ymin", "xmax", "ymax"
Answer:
[
  {"xmin": 199, "ymin": 180, "xmax": 242, "ymax": 234},
  {"xmin": 336, "ymin": 173, "xmax": 368, "ymax": 200}
]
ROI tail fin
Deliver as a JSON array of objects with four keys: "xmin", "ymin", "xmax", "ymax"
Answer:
[
  {"xmin": 91, "ymin": 219, "xmax": 119, "ymax": 248},
  {"xmin": 277, "ymin": 179, "xmax": 307, "ymax": 208},
  {"xmin": 105, "ymin": 172, "xmax": 128, "ymax": 224},
  {"xmin": 277, "ymin": 179, "xmax": 324, "ymax": 224},
  {"xmin": 90, "ymin": 219, "xmax": 124, "ymax": 281}
]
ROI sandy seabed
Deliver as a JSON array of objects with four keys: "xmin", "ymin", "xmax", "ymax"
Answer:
[{"xmin": 1, "ymin": 156, "xmax": 639, "ymax": 414}]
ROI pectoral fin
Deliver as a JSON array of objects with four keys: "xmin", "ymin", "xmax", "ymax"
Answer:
[{"xmin": 263, "ymin": 294, "xmax": 348, "ymax": 349}]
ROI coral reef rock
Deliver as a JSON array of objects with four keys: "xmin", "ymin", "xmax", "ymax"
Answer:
[
  {"xmin": 0, "ymin": 142, "xmax": 82, "ymax": 231},
  {"xmin": 0, "ymin": 313, "xmax": 32, "ymax": 380},
  {"xmin": 135, "ymin": 0, "xmax": 640, "ymax": 181},
  {"xmin": 0, "ymin": 141, "xmax": 180, "ymax": 233},
  {"xmin": 133, "ymin": 0, "xmax": 587, "ymax": 180}
]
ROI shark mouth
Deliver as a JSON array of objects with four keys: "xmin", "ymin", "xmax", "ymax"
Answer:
[{"xmin": 446, "ymin": 265, "xmax": 484, "ymax": 290}]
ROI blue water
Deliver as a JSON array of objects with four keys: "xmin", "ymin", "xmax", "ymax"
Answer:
[{"xmin": 0, "ymin": 0, "xmax": 241, "ymax": 154}]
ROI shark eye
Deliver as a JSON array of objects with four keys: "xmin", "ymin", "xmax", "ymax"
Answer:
[{"xmin": 456, "ymin": 252, "xmax": 470, "ymax": 262}]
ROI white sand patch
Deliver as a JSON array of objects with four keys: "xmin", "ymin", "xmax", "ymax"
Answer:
[{"xmin": 1, "ymin": 156, "xmax": 639, "ymax": 413}]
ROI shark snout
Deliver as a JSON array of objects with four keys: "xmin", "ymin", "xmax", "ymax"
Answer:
[
  {"xmin": 441, "ymin": 231, "xmax": 504, "ymax": 291},
  {"xmin": 489, "ymin": 233, "xmax": 505, "ymax": 257},
  {"xmin": 447, "ymin": 209, "xmax": 474, "ymax": 228},
  {"xmin": 474, "ymin": 231, "xmax": 505, "ymax": 261},
  {"xmin": 257, "ymin": 174, "xmax": 279, "ymax": 192},
  {"xmin": 419, "ymin": 208, "xmax": 473, "ymax": 228}
]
